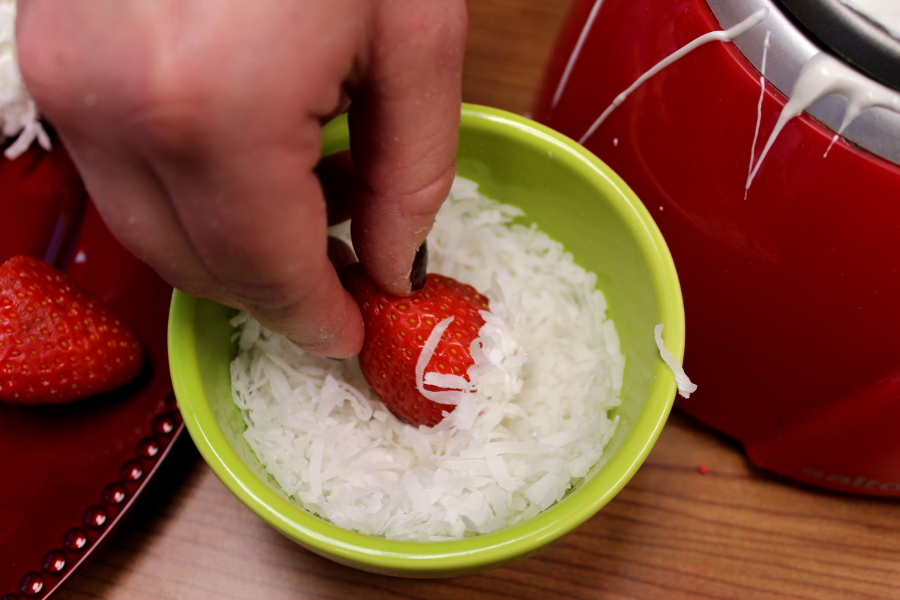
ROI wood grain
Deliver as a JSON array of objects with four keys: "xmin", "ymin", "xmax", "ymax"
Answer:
[
  {"xmin": 462, "ymin": 0, "xmax": 569, "ymax": 114},
  {"xmin": 54, "ymin": 1, "xmax": 900, "ymax": 599},
  {"xmin": 57, "ymin": 411, "xmax": 900, "ymax": 600}
]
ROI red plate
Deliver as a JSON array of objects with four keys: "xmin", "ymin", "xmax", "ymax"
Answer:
[{"xmin": 0, "ymin": 141, "xmax": 182, "ymax": 599}]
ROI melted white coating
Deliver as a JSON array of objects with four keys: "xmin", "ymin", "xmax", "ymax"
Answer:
[
  {"xmin": 745, "ymin": 52, "xmax": 900, "ymax": 190},
  {"xmin": 842, "ymin": 0, "xmax": 900, "ymax": 38},
  {"xmin": 550, "ymin": 0, "xmax": 605, "ymax": 111},
  {"xmin": 567, "ymin": 2, "xmax": 900, "ymax": 196},
  {"xmin": 746, "ymin": 30, "xmax": 773, "ymax": 200},
  {"xmin": 579, "ymin": 7, "xmax": 769, "ymax": 144}
]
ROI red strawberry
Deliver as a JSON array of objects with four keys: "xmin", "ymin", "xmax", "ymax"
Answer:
[
  {"xmin": 343, "ymin": 263, "xmax": 490, "ymax": 427},
  {"xmin": 0, "ymin": 255, "xmax": 144, "ymax": 404}
]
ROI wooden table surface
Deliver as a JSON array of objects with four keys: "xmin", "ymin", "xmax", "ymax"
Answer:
[{"xmin": 56, "ymin": 1, "xmax": 900, "ymax": 599}]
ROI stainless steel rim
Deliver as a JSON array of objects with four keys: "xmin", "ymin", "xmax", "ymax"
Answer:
[{"xmin": 707, "ymin": 0, "xmax": 900, "ymax": 166}]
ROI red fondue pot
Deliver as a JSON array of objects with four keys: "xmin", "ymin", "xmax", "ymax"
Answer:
[{"xmin": 535, "ymin": 0, "xmax": 900, "ymax": 495}]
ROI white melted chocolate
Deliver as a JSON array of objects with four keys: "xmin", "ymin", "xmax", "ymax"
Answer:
[
  {"xmin": 579, "ymin": 7, "xmax": 769, "ymax": 145},
  {"xmin": 573, "ymin": 4, "xmax": 900, "ymax": 195},
  {"xmin": 746, "ymin": 30, "xmax": 773, "ymax": 200},
  {"xmin": 746, "ymin": 52, "xmax": 900, "ymax": 190},
  {"xmin": 842, "ymin": 0, "xmax": 900, "ymax": 38}
]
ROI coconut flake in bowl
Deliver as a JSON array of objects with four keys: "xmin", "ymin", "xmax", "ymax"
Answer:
[
  {"xmin": 168, "ymin": 105, "xmax": 686, "ymax": 577},
  {"xmin": 229, "ymin": 177, "xmax": 625, "ymax": 541}
]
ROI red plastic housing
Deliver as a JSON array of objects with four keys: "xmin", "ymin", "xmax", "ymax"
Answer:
[{"xmin": 535, "ymin": 0, "xmax": 900, "ymax": 495}]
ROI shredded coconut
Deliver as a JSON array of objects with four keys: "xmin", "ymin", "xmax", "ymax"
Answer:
[
  {"xmin": 230, "ymin": 178, "xmax": 625, "ymax": 541},
  {"xmin": 654, "ymin": 324, "xmax": 696, "ymax": 398},
  {"xmin": 414, "ymin": 316, "xmax": 466, "ymax": 406},
  {"xmin": 0, "ymin": 0, "xmax": 50, "ymax": 159}
]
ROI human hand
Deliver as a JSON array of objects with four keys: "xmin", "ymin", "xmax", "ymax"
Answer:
[{"xmin": 15, "ymin": 0, "xmax": 467, "ymax": 358}]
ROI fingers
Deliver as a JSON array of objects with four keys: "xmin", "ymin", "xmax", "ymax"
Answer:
[
  {"xmin": 316, "ymin": 151, "xmax": 357, "ymax": 226},
  {"xmin": 15, "ymin": 0, "xmax": 466, "ymax": 358},
  {"xmin": 347, "ymin": 0, "xmax": 467, "ymax": 296},
  {"xmin": 149, "ymin": 117, "xmax": 365, "ymax": 358},
  {"xmin": 18, "ymin": 0, "xmax": 368, "ymax": 358},
  {"xmin": 327, "ymin": 237, "xmax": 357, "ymax": 273},
  {"xmin": 51, "ymin": 137, "xmax": 231, "ymax": 306},
  {"xmin": 43, "ymin": 121, "xmax": 366, "ymax": 358}
]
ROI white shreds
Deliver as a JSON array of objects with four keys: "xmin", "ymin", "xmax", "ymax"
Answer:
[
  {"xmin": 654, "ymin": 324, "xmax": 697, "ymax": 398},
  {"xmin": 0, "ymin": 0, "xmax": 50, "ymax": 159},
  {"xmin": 230, "ymin": 177, "xmax": 626, "ymax": 541},
  {"xmin": 414, "ymin": 316, "xmax": 465, "ymax": 406}
]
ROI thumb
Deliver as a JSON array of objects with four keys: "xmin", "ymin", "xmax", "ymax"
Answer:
[{"xmin": 348, "ymin": 0, "xmax": 466, "ymax": 295}]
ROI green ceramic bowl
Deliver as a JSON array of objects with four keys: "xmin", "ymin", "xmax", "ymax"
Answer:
[{"xmin": 168, "ymin": 104, "xmax": 685, "ymax": 578}]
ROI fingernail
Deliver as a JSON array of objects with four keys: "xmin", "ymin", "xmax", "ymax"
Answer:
[{"xmin": 410, "ymin": 240, "xmax": 428, "ymax": 291}]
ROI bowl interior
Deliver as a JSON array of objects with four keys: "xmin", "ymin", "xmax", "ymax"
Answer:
[{"xmin": 168, "ymin": 104, "xmax": 684, "ymax": 577}]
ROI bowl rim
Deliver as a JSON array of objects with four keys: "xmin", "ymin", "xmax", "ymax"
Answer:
[{"xmin": 168, "ymin": 103, "xmax": 684, "ymax": 574}]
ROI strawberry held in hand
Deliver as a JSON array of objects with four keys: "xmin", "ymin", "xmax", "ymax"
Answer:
[
  {"xmin": 0, "ymin": 255, "xmax": 144, "ymax": 404},
  {"xmin": 343, "ymin": 262, "xmax": 490, "ymax": 427}
]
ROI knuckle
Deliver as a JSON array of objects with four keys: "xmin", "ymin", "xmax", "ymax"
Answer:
[
  {"xmin": 126, "ymin": 71, "xmax": 216, "ymax": 154},
  {"xmin": 16, "ymin": 28, "xmax": 73, "ymax": 118}
]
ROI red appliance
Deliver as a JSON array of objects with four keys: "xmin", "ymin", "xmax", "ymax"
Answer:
[{"xmin": 534, "ymin": 0, "xmax": 900, "ymax": 495}]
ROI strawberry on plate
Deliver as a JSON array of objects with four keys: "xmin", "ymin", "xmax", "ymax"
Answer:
[
  {"xmin": 342, "ymin": 263, "xmax": 490, "ymax": 427},
  {"xmin": 0, "ymin": 254, "xmax": 144, "ymax": 404}
]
